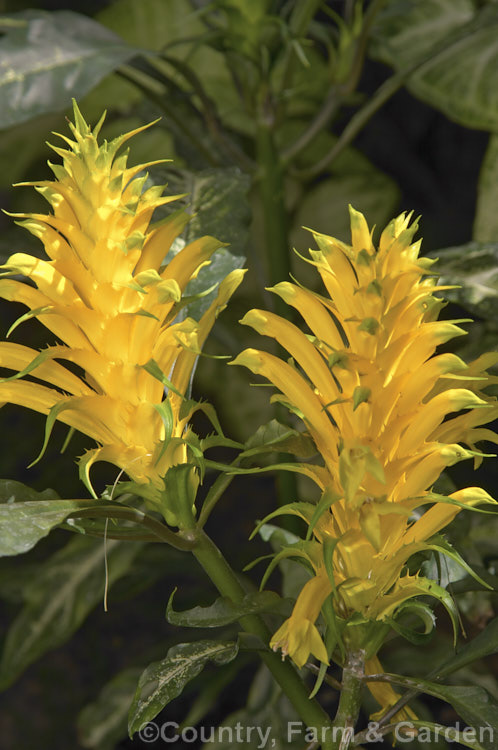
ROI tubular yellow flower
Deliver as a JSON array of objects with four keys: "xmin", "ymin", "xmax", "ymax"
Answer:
[
  {"xmin": 270, "ymin": 573, "xmax": 331, "ymax": 668},
  {"xmin": 232, "ymin": 206, "xmax": 498, "ymax": 688},
  {"xmin": 0, "ymin": 103, "xmax": 244, "ymax": 520}
]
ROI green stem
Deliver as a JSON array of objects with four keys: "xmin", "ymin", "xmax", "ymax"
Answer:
[
  {"xmin": 189, "ymin": 528, "xmax": 335, "ymax": 749},
  {"xmin": 331, "ymin": 650, "xmax": 365, "ymax": 749},
  {"xmin": 255, "ymin": 100, "xmax": 301, "ymax": 527},
  {"xmin": 306, "ymin": 662, "xmax": 342, "ymax": 692},
  {"xmin": 298, "ymin": 70, "xmax": 407, "ymax": 179},
  {"xmin": 255, "ymin": 120, "xmax": 290, "ymax": 296},
  {"xmin": 198, "ymin": 469, "xmax": 237, "ymax": 528},
  {"xmin": 282, "ymin": 88, "xmax": 340, "ymax": 165},
  {"xmin": 68, "ymin": 505, "xmax": 194, "ymax": 550}
]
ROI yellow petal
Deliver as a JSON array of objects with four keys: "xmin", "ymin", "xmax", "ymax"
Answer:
[
  {"xmin": 403, "ymin": 504, "xmax": 460, "ymax": 545},
  {"xmin": 135, "ymin": 210, "xmax": 190, "ymax": 274},
  {"xmin": 365, "ymin": 655, "xmax": 417, "ymax": 723},
  {"xmin": 231, "ymin": 348, "xmax": 338, "ymax": 466},
  {"xmin": 240, "ymin": 309, "xmax": 340, "ymax": 404},
  {"xmin": 161, "ymin": 236, "xmax": 225, "ymax": 291},
  {"xmin": 398, "ymin": 389, "xmax": 488, "ymax": 454},
  {"xmin": 0, "ymin": 342, "xmax": 91, "ymax": 396},
  {"xmin": 269, "ymin": 282, "xmax": 345, "ymax": 351}
]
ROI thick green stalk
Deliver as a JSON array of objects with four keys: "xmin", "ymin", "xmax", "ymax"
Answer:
[
  {"xmin": 255, "ymin": 121, "xmax": 290, "ymax": 300},
  {"xmin": 332, "ymin": 650, "xmax": 365, "ymax": 749},
  {"xmin": 189, "ymin": 528, "xmax": 335, "ymax": 749},
  {"xmin": 255, "ymin": 110, "xmax": 301, "ymax": 527}
]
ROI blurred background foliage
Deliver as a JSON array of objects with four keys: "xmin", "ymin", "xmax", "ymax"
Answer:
[{"xmin": 0, "ymin": 1, "xmax": 497, "ymax": 748}]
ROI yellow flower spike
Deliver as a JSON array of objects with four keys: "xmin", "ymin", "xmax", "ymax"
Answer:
[
  {"xmin": 238, "ymin": 207, "xmax": 498, "ymax": 711},
  {"xmin": 0, "ymin": 102, "xmax": 242, "ymax": 519}
]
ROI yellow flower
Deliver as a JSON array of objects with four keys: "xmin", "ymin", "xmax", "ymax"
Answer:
[
  {"xmin": 232, "ymin": 206, "xmax": 498, "ymax": 674},
  {"xmin": 0, "ymin": 103, "xmax": 244, "ymax": 520},
  {"xmin": 270, "ymin": 574, "xmax": 330, "ymax": 668}
]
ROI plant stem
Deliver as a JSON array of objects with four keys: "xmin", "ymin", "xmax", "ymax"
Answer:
[
  {"xmin": 255, "ymin": 95, "xmax": 301, "ymax": 527},
  {"xmin": 68, "ymin": 505, "xmax": 194, "ymax": 550},
  {"xmin": 255, "ymin": 118, "xmax": 290, "ymax": 297},
  {"xmin": 298, "ymin": 70, "xmax": 407, "ymax": 179},
  {"xmin": 306, "ymin": 662, "xmax": 342, "ymax": 692},
  {"xmin": 282, "ymin": 89, "xmax": 340, "ymax": 165},
  {"xmin": 331, "ymin": 650, "xmax": 365, "ymax": 749},
  {"xmin": 198, "ymin": 469, "xmax": 237, "ymax": 527},
  {"xmin": 189, "ymin": 528, "xmax": 335, "ymax": 749}
]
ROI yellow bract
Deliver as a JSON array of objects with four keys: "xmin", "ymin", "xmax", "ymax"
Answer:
[
  {"xmin": 0, "ymin": 103, "xmax": 244, "ymax": 518},
  {"xmin": 232, "ymin": 206, "xmax": 498, "ymax": 704}
]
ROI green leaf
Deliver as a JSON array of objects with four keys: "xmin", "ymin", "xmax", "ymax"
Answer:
[
  {"xmin": 128, "ymin": 640, "xmax": 239, "ymax": 736},
  {"xmin": 352, "ymin": 385, "xmax": 371, "ymax": 411},
  {"xmin": 401, "ymin": 720, "xmax": 487, "ymax": 750},
  {"xmin": 159, "ymin": 170, "xmax": 251, "ymax": 245},
  {"xmin": 152, "ymin": 398, "xmax": 174, "ymax": 463},
  {"xmin": 258, "ymin": 522, "xmax": 300, "ymax": 548},
  {"xmin": 0, "ymin": 535, "xmax": 141, "ymax": 688},
  {"xmin": 374, "ymin": 671, "xmax": 498, "ymax": 750},
  {"xmin": 258, "ymin": 523, "xmax": 312, "ymax": 600},
  {"xmin": 0, "ymin": 498, "xmax": 101, "ymax": 557},
  {"xmin": 0, "ymin": 111, "xmax": 64, "ymax": 190},
  {"xmin": 371, "ymin": 1, "xmax": 498, "ymax": 130},
  {"xmin": 141, "ymin": 359, "xmax": 185, "ymax": 399},
  {"xmin": 434, "ymin": 617, "xmax": 498, "ymax": 680},
  {"xmin": 250, "ymin": 502, "xmax": 314, "ymax": 541},
  {"xmin": 424, "ymin": 685, "xmax": 498, "ymax": 750},
  {"xmin": 421, "ymin": 551, "xmax": 469, "ymax": 590},
  {"xmin": 159, "ymin": 463, "xmax": 199, "ymax": 528},
  {"xmin": 474, "ymin": 134, "xmax": 498, "ymax": 242},
  {"xmin": 99, "ymin": 0, "xmax": 250, "ymax": 136},
  {"xmin": 97, "ymin": 0, "xmax": 204, "ymax": 53},
  {"xmin": 205, "ymin": 457, "xmax": 329, "ymax": 489},
  {"xmin": 0, "ymin": 11, "xmax": 138, "ymax": 129},
  {"xmin": 414, "ymin": 577, "xmax": 460, "ymax": 646},
  {"xmin": 242, "ymin": 419, "xmax": 316, "ymax": 459},
  {"xmin": 184, "ymin": 251, "xmax": 246, "ymax": 322},
  {"xmin": 306, "ymin": 489, "xmax": 338, "ymax": 540},
  {"xmin": 389, "ymin": 600, "xmax": 436, "ymax": 645},
  {"xmin": 0, "ymin": 478, "xmax": 58, "ymax": 503},
  {"xmin": 322, "ymin": 537, "xmax": 340, "ymax": 595},
  {"xmin": 77, "ymin": 667, "xmax": 142, "ymax": 750},
  {"xmin": 153, "ymin": 167, "xmax": 249, "ymax": 319},
  {"xmin": 166, "ymin": 589, "xmax": 286, "ymax": 627},
  {"xmin": 428, "ymin": 242, "xmax": 498, "ymax": 320},
  {"xmin": 425, "ymin": 536, "xmax": 491, "ymax": 590}
]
